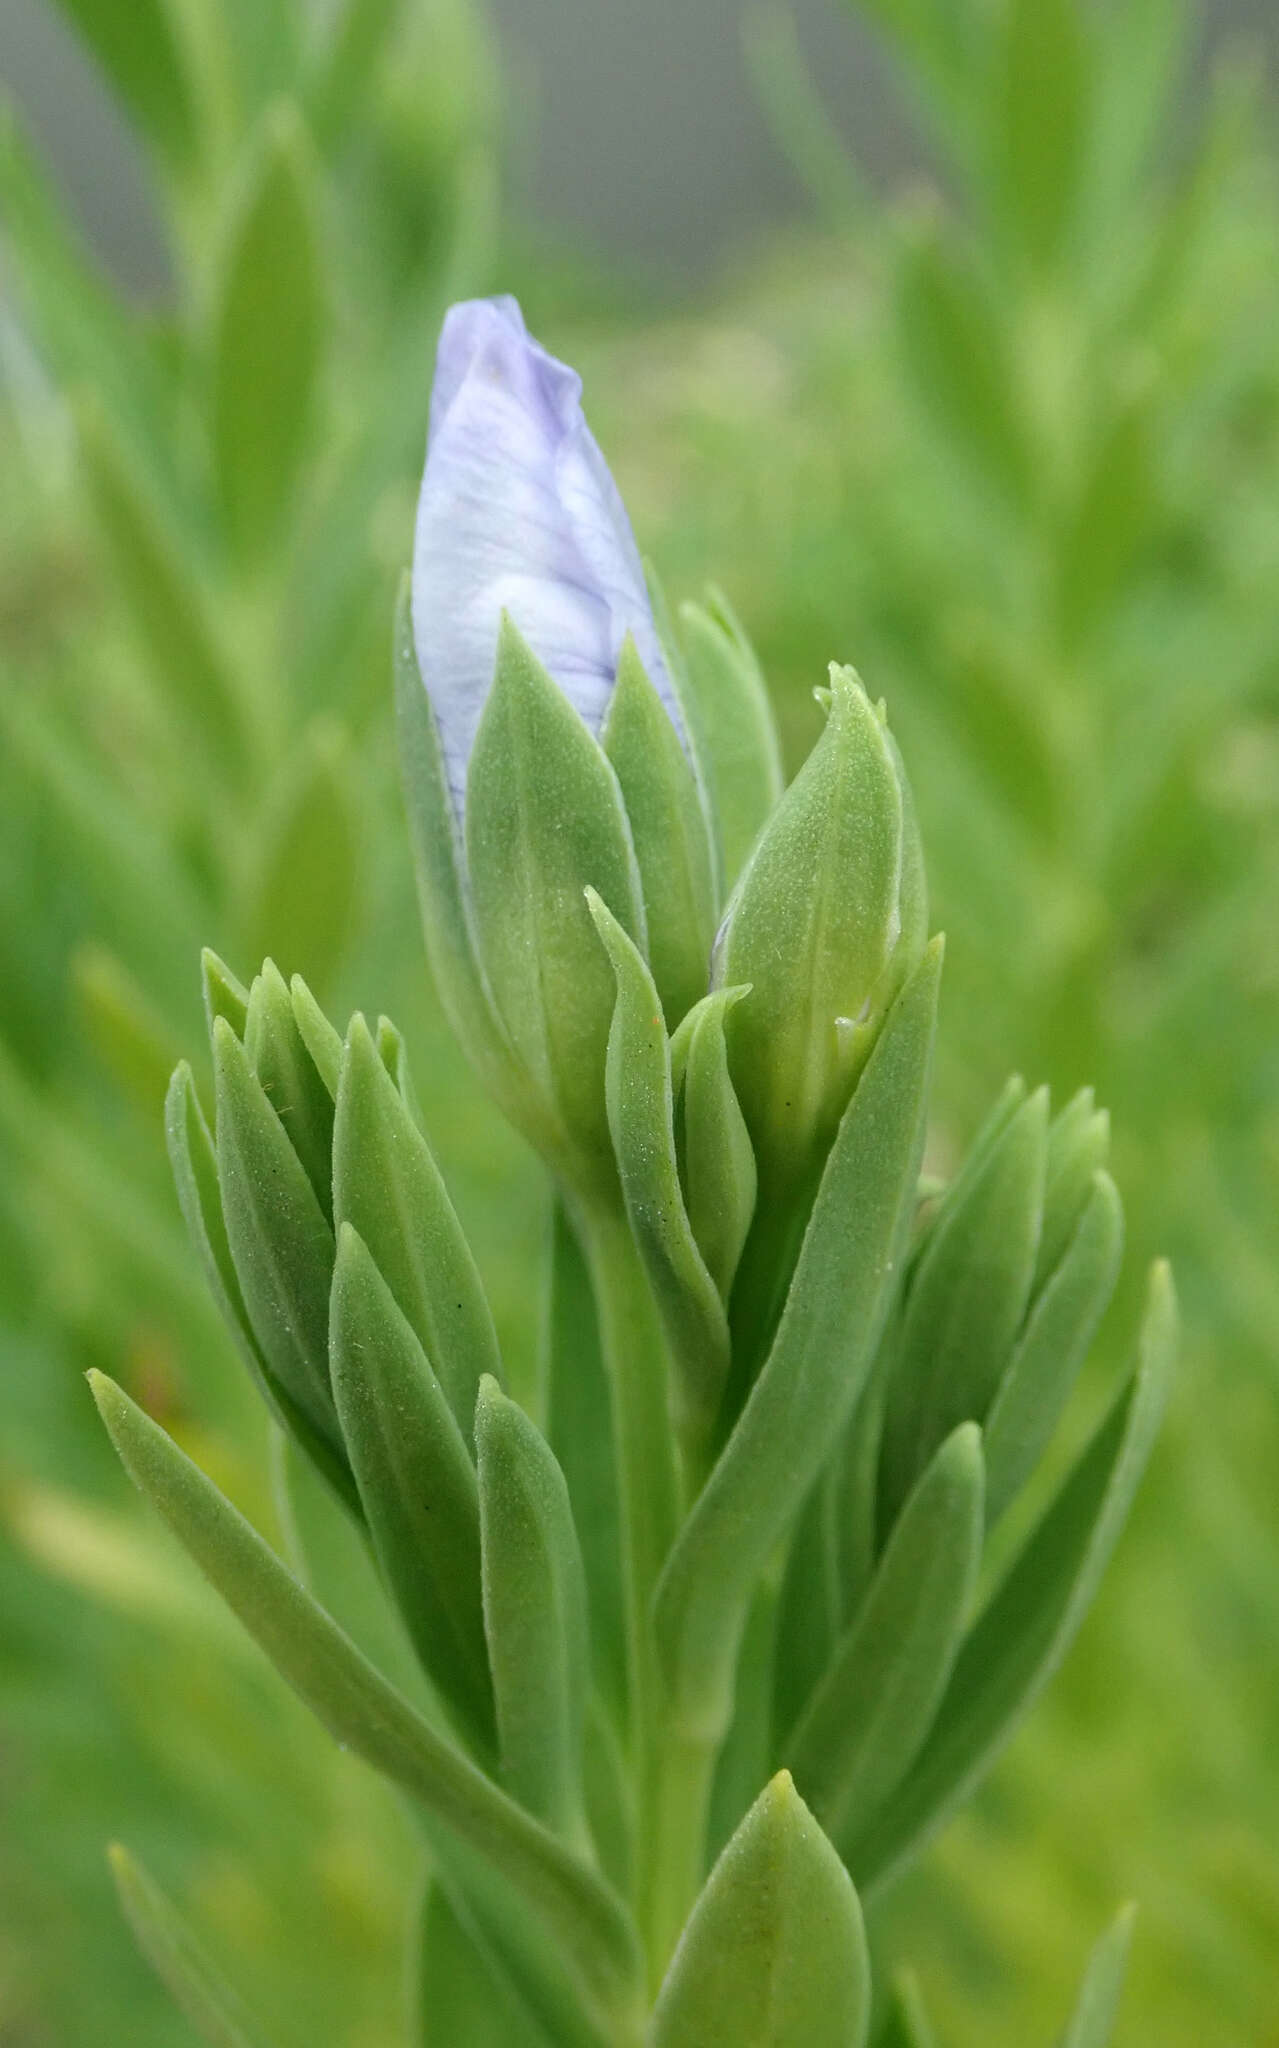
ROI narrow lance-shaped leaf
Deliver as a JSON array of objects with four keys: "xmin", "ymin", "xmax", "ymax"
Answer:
[
  {"xmin": 333, "ymin": 1013, "xmax": 503, "ymax": 1440},
  {"xmin": 243, "ymin": 962, "xmax": 335, "ymax": 1219},
  {"xmin": 656, "ymin": 940, "xmax": 942, "ymax": 1745},
  {"xmin": 651, "ymin": 1773, "xmax": 871, "ymax": 2048},
  {"xmin": 329, "ymin": 1225, "xmax": 495, "ymax": 1754},
  {"xmin": 1035, "ymin": 1088, "xmax": 1111, "ymax": 1293},
  {"xmin": 677, "ymin": 589, "xmax": 784, "ymax": 896},
  {"xmin": 466, "ymin": 617, "xmax": 645, "ymax": 1179},
  {"xmin": 878, "ymin": 1086, "xmax": 1048, "ymax": 1531},
  {"xmin": 212, "ymin": 1016, "xmax": 337, "ymax": 1447},
  {"xmin": 785, "ymin": 1424, "xmax": 984, "ymax": 1844},
  {"xmin": 165, "ymin": 1061, "xmax": 358, "ymax": 1517},
  {"xmin": 602, "ymin": 636, "xmax": 716, "ymax": 1026},
  {"xmin": 89, "ymin": 1373, "xmax": 644, "ymax": 2033},
  {"xmin": 588, "ymin": 890, "xmax": 730, "ymax": 1464},
  {"xmin": 212, "ymin": 106, "xmax": 325, "ymax": 561},
  {"xmin": 847, "ymin": 1264, "xmax": 1177, "ymax": 1893},
  {"xmin": 983, "ymin": 1170, "xmax": 1123, "ymax": 1525},
  {"xmin": 477, "ymin": 1378, "xmax": 592, "ymax": 1849},
  {"xmin": 203, "ymin": 949, "xmax": 250, "ymax": 1039},
  {"xmin": 1059, "ymin": 1905, "xmax": 1137, "ymax": 2048},
  {"xmin": 109, "ymin": 1845, "xmax": 280, "ymax": 2048},
  {"xmin": 677, "ymin": 987, "xmax": 757, "ymax": 1303},
  {"xmin": 289, "ymin": 973, "xmax": 343, "ymax": 1098}
]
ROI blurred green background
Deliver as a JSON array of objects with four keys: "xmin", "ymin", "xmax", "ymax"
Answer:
[{"xmin": 1, "ymin": 1, "xmax": 1277, "ymax": 2042}]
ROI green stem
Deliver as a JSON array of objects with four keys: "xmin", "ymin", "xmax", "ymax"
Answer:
[{"xmin": 643, "ymin": 1724, "xmax": 718, "ymax": 1995}]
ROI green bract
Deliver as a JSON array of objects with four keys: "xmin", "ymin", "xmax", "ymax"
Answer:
[{"xmin": 98, "ymin": 520, "xmax": 1172, "ymax": 2047}]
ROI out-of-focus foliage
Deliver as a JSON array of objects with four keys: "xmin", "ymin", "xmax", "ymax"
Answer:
[
  {"xmin": 0, "ymin": 2, "xmax": 523, "ymax": 2041},
  {"xmin": 579, "ymin": 1, "xmax": 1279, "ymax": 2040}
]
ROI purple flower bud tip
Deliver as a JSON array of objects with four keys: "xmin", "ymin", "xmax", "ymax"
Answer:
[{"xmin": 412, "ymin": 296, "xmax": 680, "ymax": 808}]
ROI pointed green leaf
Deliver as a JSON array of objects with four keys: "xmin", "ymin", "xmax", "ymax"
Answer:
[
  {"xmin": 678, "ymin": 590, "xmax": 784, "ymax": 895},
  {"xmin": 212, "ymin": 1015, "xmax": 338, "ymax": 1446},
  {"xmin": 393, "ymin": 581, "xmax": 525, "ymax": 1122},
  {"xmin": 89, "ymin": 1373, "xmax": 643, "ymax": 2032},
  {"xmin": 108, "ymin": 1846, "xmax": 279, "ymax": 2048},
  {"xmin": 786, "ymin": 1424, "xmax": 984, "ymax": 1843},
  {"xmin": 240, "ymin": 722, "xmax": 363, "ymax": 1000},
  {"xmin": 897, "ymin": 226, "xmax": 1032, "ymax": 509},
  {"xmin": 679, "ymin": 987, "xmax": 757, "ymax": 1301},
  {"xmin": 651, "ymin": 1773, "xmax": 870, "ymax": 2048},
  {"xmin": 76, "ymin": 400, "xmax": 249, "ymax": 780},
  {"xmin": 543, "ymin": 1200, "xmax": 627, "ymax": 1719},
  {"xmin": 771, "ymin": 1467, "xmax": 841, "ymax": 1758},
  {"xmin": 716, "ymin": 671, "xmax": 910, "ymax": 1182},
  {"xmin": 329, "ymin": 1224, "xmax": 494, "ymax": 1751},
  {"xmin": 1036, "ymin": 1090, "xmax": 1111, "ymax": 1294},
  {"xmin": 289, "ymin": 973, "xmax": 343, "ymax": 1098},
  {"xmin": 656, "ymin": 941, "xmax": 942, "ymax": 1744},
  {"xmin": 848, "ymin": 1265, "xmax": 1177, "ymax": 1892},
  {"xmin": 587, "ymin": 890, "xmax": 730, "ymax": 1463},
  {"xmin": 212, "ymin": 106, "xmax": 325, "ymax": 560},
  {"xmin": 1059, "ymin": 1905, "xmax": 1136, "ymax": 2048},
  {"xmin": 984, "ymin": 1171, "xmax": 1123, "ymax": 1524},
  {"xmin": 476, "ymin": 1378, "xmax": 591, "ymax": 1847},
  {"xmin": 601, "ymin": 636, "xmax": 716, "ymax": 1026},
  {"xmin": 878, "ymin": 1087, "xmax": 1048, "ymax": 1529},
  {"xmin": 466, "ymin": 617, "xmax": 645, "ymax": 1175},
  {"xmin": 333, "ymin": 1013, "xmax": 502, "ymax": 1440},
  {"xmin": 243, "ymin": 961, "xmax": 336, "ymax": 1219},
  {"xmin": 165, "ymin": 1061, "xmax": 358, "ymax": 1514},
  {"xmin": 203, "ymin": 949, "xmax": 250, "ymax": 1040}
]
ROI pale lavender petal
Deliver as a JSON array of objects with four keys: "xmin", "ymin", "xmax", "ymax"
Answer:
[{"xmin": 412, "ymin": 296, "xmax": 680, "ymax": 808}]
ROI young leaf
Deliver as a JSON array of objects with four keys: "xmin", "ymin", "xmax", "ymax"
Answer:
[
  {"xmin": 476, "ymin": 1378, "xmax": 592, "ymax": 1847},
  {"xmin": 108, "ymin": 1845, "xmax": 279, "ymax": 2048},
  {"xmin": 785, "ymin": 1424, "xmax": 984, "ymax": 1844},
  {"xmin": 847, "ymin": 1264, "xmax": 1177, "ymax": 1893},
  {"xmin": 289, "ymin": 973, "xmax": 343, "ymax": 1099},
  {"xmin": 678, "ymin": 987, "xmax": 757, "ymax": 1302},
  {"xmin": 655, "ymin": 941, "xmax": 942, "ymax": 1745},
  {"xmin": 89, "ymin": 1373, "xmax": 643, "ymax": 2031},
  {"xmin": 202, "ymin": 949, "xmax": 250, "ymax": 1040},
  {"xmin": 333, "ymin": 1013, "xmax": 503, "ymax": 1441},
  {"xmin": 602, "ymin": 636, "xmax": 716, "ymax": 1026},
  {"xmin": 329, "ymin": 1224, "xmax": 495, "ymax": 1752},
  {"xmin": 466, "ymin": 617, "xmax": 645, "ymax": 1176},
  {"xmin": 212, "ymin": 1017, "xmax": 338, "ymax": 1446},
  {"xmin": 1059, "ymin": 1905, "xmax": 1137, "ymax": 2048},
  {"xmin": 983, "ymin": 1171, "xmax": 1123, "ymax": 1524},
  {"xmin": 878, "ymin": 1087, "xmax": 1048, "ymax": 1531},
  {"xmin": 212, "ymin": 106, "xmax": 325, "ymax": 561},
  {"xmin": 651, "ymin": 1773, "xmax": 870, "ymax": 2048},
  {"xmin": 1036, "ymin": 1090, "xmax": 1111, "ymax": 1294},
  {"xmin": 678, "ymin": 589, "xmax": 784, "ymax": 895},
  {"xmin": 587, "ymin": 891, "xmax": 730, "ymax": 1463},
  {"xmin": 243, "ymin": 961, "xmax": 336, "ymax": 1220}
]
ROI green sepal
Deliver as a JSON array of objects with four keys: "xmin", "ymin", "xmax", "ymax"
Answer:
[
  {"xmin": 716, "ymin": 670, "xmax": 913, "ymax": 1183},
  {"xmin": 651, "ymin": 1772, "xmax": 871, "ymax": 2048},
  {"xmin": 476, "ymin": 1377, "xmax": 592, "ymax": 1848},
  {"xmin": 212, "ymin": 1015, "xmax": 338, "ymax": 1446},
  {"xmin": 243, "ymin": 961, "xmax": 336, "ymax": 1220},
  {"xmin": 1059, "ymin": 1905, "xmax": 1137, "ymax": 2048},
  {"xmin": 393, "ymin": 579, "xmax": 525, "ymax": 1120},
  {"xmin": 328, "ymin": 1224, "xmax": 495, "ymax": 1753},
  {"xmin": 984, "ymin": 1170, "xmax": 1123, "ymax": 1524},
  {"xmin": 108, "ymin": 1845, "xmax": 279, "ymax": 2048},
  {"xmin": 543, "ymin": 1200, "xmax": 627, "ymax": 1720},
  {"xmin": 587, "ymin": 890, "xmax": 731, "ymax": 1466},
  {"xmin": 847, "ymin": 1264, "xmax": 1177, "ymax": 1893},
  {"xmin": 165, "ymin": 1061, "xmax": 358, "ymax": 1516},
  {"xmin": 601, "ymin": 636, "xmax": 716, "ymax": 1026},
  {"xmin": 466, "ymin": 616, "xmax": 646, "ymax": 1182},
  {"xmin": 677, "ymin": 589, "xmax": 784, "ymax": 896},
  {"xmin": 289, "ymin": 972, "xmax": 343, "ymax": 1098},
  {"xmin": 785, "ymin": 1424, "xmax": 984, "ymax": 1844},
  {"xmin": 878, "ymin": 1085, "xmax": 1049, "ymax": 1531},
  {"xmin": 88, "ymin": 1373, "xmax": 644, "ymax": 2033},
  {"xmin": 677, "ymin": 986, "xmax": 757, "ymax": 1302},
  {"xmin": 212, "ymin": 105, "xmax": 324, "ymax": 561},
  {"xmin": 655, "ymin": 940, "xmax": 942, "ymax": 1744},
  {"xmin": 1036, "ymin": 1088, "xmax": 1111, "ymax": 1294},
  {"xmin": 333, "ymin": 1013, "xmax": 502, "ymax": 1441},
  {"xmin": 202, "ymin": 949, "xmax": 250, "ymax": 1040}
]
